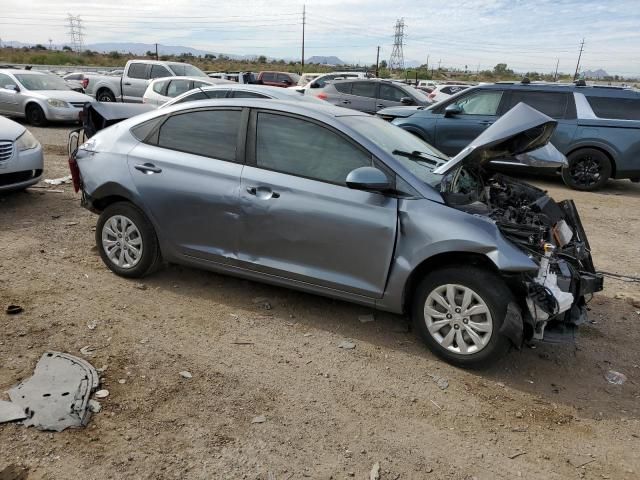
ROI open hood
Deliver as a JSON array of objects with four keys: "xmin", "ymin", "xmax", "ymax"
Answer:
[{"xmin": 433, "ymin": 103, "xmax": 557, "ymax": 175}]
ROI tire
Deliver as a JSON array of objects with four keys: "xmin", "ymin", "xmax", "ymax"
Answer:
[
  {"xmin": 561, "ymin": 148, "xmax": 612, "ymax": 191},
  {"xmin": 412, "ymin": 266, "xmax": 513, "ymax": 368},
  {"xmin": 97, "ymin": 89, "xmax": 116, "ymax": 102},
  {"xmin": 25, "ymin": 103, "xmax": 47, "ymax": 126},
  {"xmin": 96, "ymin": 202, "xmax": 161, "ymax": 278}
]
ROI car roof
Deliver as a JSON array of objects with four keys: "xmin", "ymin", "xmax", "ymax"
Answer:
[
  {"xmin": 190, "ymin": 84, "xmax": 304, "ymax": 95},
  {"xmin": 1, "ymin": 69, "xmax": 46, "ymax": 75},
  {"xmin": 476, "ymin": 81, "xmax": 640, "ymax": 98},
  {"xmin": 149, "ymin": 75, "xmax": 215, "ymax": 84}
]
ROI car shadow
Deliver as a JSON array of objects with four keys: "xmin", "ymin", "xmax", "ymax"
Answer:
[
  {"xmin": 139, "ymin": 262, "xmax": 640, "ymax": 422},
  {"xmin": 509, "ymin": 171, "xmax": 640, "ymax": 198}
]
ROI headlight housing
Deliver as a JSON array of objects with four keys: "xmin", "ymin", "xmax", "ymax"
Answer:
[
  {"xmin": 16, "ymin": 130, "xmax": 40, "ymax": 151},
  {"xmin": 47, "ymin": 98, "xmax": 69, "ymax": 108}
]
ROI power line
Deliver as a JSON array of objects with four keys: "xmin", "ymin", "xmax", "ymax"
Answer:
[
  {"xmin": 389, "ymin": 18, "xmax": 405, "ymax": 71},
  {"xmin": 574, "ymin": 38, "xmax": 585, "ymax": 80}
]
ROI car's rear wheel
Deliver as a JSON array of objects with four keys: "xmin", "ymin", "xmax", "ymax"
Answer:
[
  {"xmin": 412, "ymin": 266, "xmax": 513, "ymax": 368},
  {"xmin": 561, "ymin": 148, "xmax": 612, "ymax": 191},
  {"xmin": 25, "ymin": 104, "xmax": 47, "ymax": 126},
  {"xmin": 97, "ymin": 89, "xmax": 116, "ymax": 102},
  {"xmin": 96, "ymin": 202, "xmax": 160, "ymax": 278}
]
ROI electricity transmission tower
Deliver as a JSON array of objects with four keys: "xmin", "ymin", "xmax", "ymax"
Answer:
[
  {"xmin": 67, "ymin": 14, "xmax": 85, "ymax": 53},
  {"xmin": 389, "ymin": 18, "xmax": 405, "ymax": 71}
]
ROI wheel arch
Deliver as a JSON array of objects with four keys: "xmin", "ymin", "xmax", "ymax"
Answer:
[
  {"xmin": 96, "ymin": 86, "xmax": 116, "ymax": 100},
  {"xmin": 24, "ymin": 100, "xmax": 47, "ymax": 117},
  {"xmin": 566, "ymin": 144, "xmax": 617, "ymax": 177}
]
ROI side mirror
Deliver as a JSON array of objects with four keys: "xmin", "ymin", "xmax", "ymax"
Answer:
[
  {"xmin": 444, "ymin": 104, "xmax": 462, "ymax": 117},
  {"xmin": 400, "ymin": 96, "xmax": 414, "ymax": 105},
  {"xmin": 4, "ymin": 85, "xmax": 19, "ymax": 92},
  {"xmin": 309, "ymin": 82, "xmax": 320, "ymax": 88},
  {"xmin": 346, "ymin": 167, "xmax": 390, "ymax": 192}
]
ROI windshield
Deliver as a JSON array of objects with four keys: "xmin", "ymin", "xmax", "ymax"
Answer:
[
  {"xmin": 404, "ymin": 85, "xmax": 430, "ymax": 103},
  {"xmin": 15, "ymin": 74, "xmax": 70, "ymax": 91},
  {"xmin": 342, "ymin": 116, "xmax": 448, "ymax": 187},
  {"xmin": 168, "ymin": 64, "xmax": 208, "ymax": 78}
]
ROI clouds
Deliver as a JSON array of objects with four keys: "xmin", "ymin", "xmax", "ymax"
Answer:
[{"xmin": 2, "ymin": 0, "xmax": 639, "ymax": 75}]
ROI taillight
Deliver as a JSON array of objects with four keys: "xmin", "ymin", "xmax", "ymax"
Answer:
[
  {"xmin": 316, "ymin": 92, "xmax": 328, "ymax": 100},
  {"xmin": 428, "ymin": 92, "xmax": 435, "ymax": 99},
  {"xmin": 68, "ymin": 154, "xmax": 81, "ymax": 193},
  {"xmin": 82, "ymin": 78, "xmax": 89, "ymax": 89}
]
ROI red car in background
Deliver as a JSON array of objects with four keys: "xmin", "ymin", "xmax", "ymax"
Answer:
[{"xmin": 257, "ymin": 71, "xmax": 301, "ymax": 88}]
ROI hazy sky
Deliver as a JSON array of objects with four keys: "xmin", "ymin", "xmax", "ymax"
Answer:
[{"xmin": 2, "ymin": 0, "xmax": 639, "ymax": 76}]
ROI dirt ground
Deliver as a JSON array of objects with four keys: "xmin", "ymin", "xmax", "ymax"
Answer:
[{"xmin": 1, "ymin": 122, "xmax": 640, "ymax": 480}]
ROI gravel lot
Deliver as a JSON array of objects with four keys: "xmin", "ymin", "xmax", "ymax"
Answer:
[{"xmin": 1, "ymin": 121, "xmax": 640, "ymax": 480}]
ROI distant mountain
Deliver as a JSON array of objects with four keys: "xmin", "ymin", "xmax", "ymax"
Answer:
[
  {"xmin": 583, "ymin": 69, "xmax": 610, "ymax": 79},
  {"xmin": 306, "ymin": 56, "xmax": 345, "ymax": 66}
]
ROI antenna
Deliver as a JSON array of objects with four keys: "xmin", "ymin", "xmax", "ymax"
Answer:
[{"xmin": 389, "ymin": 18, "xmax": 405, "ymax": 72}]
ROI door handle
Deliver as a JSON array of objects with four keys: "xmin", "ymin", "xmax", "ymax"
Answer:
[
  {"xmin": 377, "ymin": 104, "xmax": 384, "ymax": 108},
  {"xmin": 124, "ymin": 82, "xmax": 132, "ymax": 86},
  {"xmin": 341, "ymin": 100, "xmax": 351, "ymax": 104},
  {"xmin": 480, "ymin": 120, "xmax": 493, "ymax": 126},
  {"xmin": 134, "ymin": 163, "xmax": 162, "ymax": 174},
  {"xmin": 246, "ymin": 186, "xmax": 280, "ymax": 199}
]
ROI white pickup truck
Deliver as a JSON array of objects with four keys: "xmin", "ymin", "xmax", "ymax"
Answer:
[{"xmin": 83, "ymin": 60, "xmax": 209, "ymax": 103}]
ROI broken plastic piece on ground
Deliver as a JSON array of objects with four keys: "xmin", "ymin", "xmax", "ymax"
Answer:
[
  {"xmin": 604, "ymin": 370, "xmax": 627, "ymax": 385},
  {"xmin": 0, "ymin": 400, "xmax": 27, "ymax": 423},
  {"xmin": 5, "ymin": 305, "xmax": 23, "ymax": 315},
  {"xmin": 8, "ymin": 351, "xmax": 100, "ymax": 432},
  {"xmin": 43, "ymin": 175, "xmax": 72, "ymax": 185}
]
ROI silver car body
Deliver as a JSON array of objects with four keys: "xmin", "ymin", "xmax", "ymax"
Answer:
[
  {"xmin": 161, "ymin": 84, "xmax": 327, "ymax": 108},
  {"xmin": 142, "ymin": 76, "xmax": 235, "ymax": 107},
  {"xmin": 0, "ymin": 70, "xmax": 92, "ymax": 122},
  {"xmin": 0, "ymin": 116, "xmax": 44, "ymax": 191},
  {"xmin": 75, "ymin": 100, "xmax": 570, "ymax": 313}
]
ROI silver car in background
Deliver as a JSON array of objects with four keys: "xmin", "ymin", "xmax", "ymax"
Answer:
[
  {"xmin": 0, "ymin": 70, "xmax": 93, "ymax": 125},
  {"xmin": 0, "ymin": 115, "xmax": 43, "ymax": 192},
  {"xmin": 161, "ymin": 84, "xmax": 326, "ymax": 108},
  {"xmin": 69, "ymin": 100, "xmax": 602, "ymax": 367},
  {"xmin": 142, "ymin": 76, "xmax": 234, "ymax": 107}
]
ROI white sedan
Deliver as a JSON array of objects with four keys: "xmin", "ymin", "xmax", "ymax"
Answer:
[
  {"xmin": 426, "ymin": 84, "xmax": 471, "ymax": 104},
  {"xmin": 142, "ymin": 76, "xmax": 234, "ymax": 107}
]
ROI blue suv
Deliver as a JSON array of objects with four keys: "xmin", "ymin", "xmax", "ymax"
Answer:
[{"xmin": 380, "ymin": 81, "xmax": 640, "ymax": 190}]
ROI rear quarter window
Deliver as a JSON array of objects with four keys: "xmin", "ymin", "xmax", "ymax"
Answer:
[
  {"xmin": 127, "ymin": 63, "xmax": 148, "ymax": 79},
  {"xmin": 334, "ymin": 82, "xmax": 352, "ymax": 94},
  {"xmin": 507, "ymin": 91, "xmax": 572, "ymax": 119},
  {"xmin": 586, "ymin": 96, "xmax": 640, "ymax": 120}
]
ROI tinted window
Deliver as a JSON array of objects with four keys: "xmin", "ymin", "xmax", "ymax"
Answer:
[
  {"xmin": 192, "ymin": 81, "xmax": 209, "ymax": 88},
  {"xmin": 166, "ymin": 79, "xmax": 192, "ymax": 97},
  {"xmin": 334, "ymin": 82, "xmax": 352, "ymax": 94},
  {"xmin": 174, "ymin": 91, "xmax": 209, "ymax": 103},
  {"xmin": 152, "ymin": 80, "xmax": 167, "ymax": 94},
  {"xmin": 586, "ymin": 96, "xmax": 640, "ymax": 120},
  {"xmin": 157, "ymin": 110, "xmax": 241, "ymax": 161},
  {"xmin": 441, "ymin": 86, "xmax": 467, "ymax": 95},
  {"xmin": 454, "ymin": 90, "xmax": 503, "ymax": 115},
  {"xmin": 205, "ymin": 90, "xmax": 230, "ymax": 99},
  {"xmin": 507, "ymin": 91, "xmax": 569, "ymax": 118},
  {"xmin": 66, "ymin": 74, "xmax": 82, "ymax": 80},
  {"xmin": 350, "ymin": 82, "xmax": 377, "ymax": 98},
  {"xmin": 167, "ymin": 64, "xmax": 207, "ymax": 77},
  {"xmin": 131, "ymin": 116, "xmax": 165, "ymax": 141},
  {"xmin": 150, "ymin": 65, "xmax": 171, "ymax": 79},
  {"xmin": 256, "ymin": 113, "xmax": 371, "ymax": 185},
  {"xmin": 233, "ymin": 90, "xmax": 269, "ymax": 98},
  {"xmin": 379, "ymin": 84, "xmax": 406, "ymax": 102},
  {"xmin": 276, "ymin": 73, "xmax": 291, "ymax": 83},
  {"xmin": 0, "ymin": 73, "xmax": 17, "ymax": 88},
  {"xmin": 262, "ymin": 73, "xmax": 276, "ymax": 82},
  {"xmin": 128, "ymin": 63, "xmax": 148, "ymax": 79}
]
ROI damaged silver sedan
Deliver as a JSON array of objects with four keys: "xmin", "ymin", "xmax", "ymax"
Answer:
[{"xmin": 69, "ymin": 99, "xmax": 602, "ymax": 367}]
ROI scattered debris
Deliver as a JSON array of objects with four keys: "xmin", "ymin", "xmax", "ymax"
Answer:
[
  {"xmin": 0, "ymin": 400, "xmax": 27, "ymax": 424},
  {"xmin": 358, "ymin": 314, "xmax": 375, "ymax": 323},
  {"xmin": 27, "ymin": 187, "xmax": 64, "ymax": 193},
  {"xmin": 338, "ymin": 340, "xmax": 356, "ymax": 350},
  {"xmin": 252, "ymin": 297, "xmax": 272, "ymax": 310},
  {"xmin": 429, "ymin": 374, "xmax": 449, "ymax": 390},
  {"xmin": 118, "ymin": 379, "xmax": 126, "ymax": 384},
  {"xmin": 86, "ymin": 319, "xmax": 97, "ymax": 330},
  {"xmin": 430, "ymin": 399, "xmax": 442, "ymax": 410},
  {"xmin": 515, "ymin": 411, "xmax": 523, "ymax": 419},
  {"xmin": 567, "ymin": 454, "xmax": 596, "ymax": 468},
  {"xmin": 370, "ymin": 462, "xmax": 380, "ymax": 480},
  {"xmin": 303, "ymin": 333, "xmax": 313, "ymax": 337},
  {"xmin": 44, "ymin": 175, "xmax": 72, "ymax": 185},
  {"xmin": 6, "ymin": 351, "xmax": 100, "ymax": 431},
  {"xmin": 251, "ymin": 415, "xmax": 266, "ymax": 424},
  {"xmin": 5, "ymin": 304, "xmax": 23, "ymax": 315},
  {"xmin": 231, "ymin": 341, "xmax": 254, "ymax": 345},
  {"xmin": 134, "ymin": 283, "xmax": 147, "ymax": 291},
  {"xmin": 508, "ymin": 451, "xmax": 527, "ymax": 459},
  {"xmin": 179, "ymin": 371, "xmax": 192, "ymax": 379},
  {"xmin": 88, "ymin": 400, "xmax": 102, "ymax": 413},
  {"xmin": 604, "ymin": 370, "xmax": 627, "ymax": 385},
  {"xmin": 95, "ymin": 389, "xmax": 109, "ymax": 399},
  {"xmin": 65, "ymin": 221, "xmax": 79, "ymax": 227},
  {"xmin": 80, "ymin": 346, "xmax": 96, "ymax": 357},
  {"xmin": 0, "ymin": 464, "xmax": 29, "ymax": 480}
]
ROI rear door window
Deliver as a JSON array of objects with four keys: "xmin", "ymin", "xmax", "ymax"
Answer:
[
  {"xmin": 166, "ymin": 79, "xmax": 192, "ymax": 98},
  {"xmin": 262, "ymin": 73, "xmax": 276, "ymax": 82},
  {"xmin": 152, "ymin": 80, "xmax": 167, "ymax": 95},
  {"xmin": 334, "ymin": 82, "xmax": 352, "ymax": 94},
  {"xmin": 506, "ymin": 90, "xmax": 571, "ymax": 118},
  {"xmin": 453, "ymin": 90, "xmax": 503, "ymax": 115},
  {"xmin": 232, "ymin": 91, "xmax": 269, "ymax": 98},
  {"xmin": 157, "ymin": 109, "xmax": 242, "ymax": 161},
  {"xmin": 150, "ymin": 65, "xmax": 172, "ymax": 79},
  {"xmin": 127, "ymin": 63, "xmax": 148, "ymax": 79},
  {"xmin": 350, "ymin": 82, "xmax": 377, "ymax": 99},
  {"xmin": 255, "ymin": 112, "xmax": 372, "ymax": 185},
  {"xmin": 586, "ymin": 96, "xmax": 640, "ymax": 120},
  {"xmin": 379, "ymin": 84, "xmax": 406, "ymax": 102}
]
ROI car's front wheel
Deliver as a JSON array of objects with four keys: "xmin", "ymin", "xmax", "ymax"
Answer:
[
  {"xmin": 412, "ymin": 266, "xmax": 513, "ymax": 368},
  {"xmin": 25, "ymin": 103, "xmax": 47, "ymax": 126},
  {"xmin": 96, "ymin": 202, "xmax": 160, "ymax": 278}
]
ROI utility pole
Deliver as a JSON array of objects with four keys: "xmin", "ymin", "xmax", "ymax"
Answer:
[
  {"xmin": 425, "ymin": 54, "xmax": 429, "ymax": 76},
  {"xmin": 389, "ymin": 18, "xmax": 405, "ymax": 72},
  {"xmin": 155, "ymin": 43, "xmax": 158, "ymax": 60},
  {"xmin": 67, "ymin": 14, "xmax": 84, "ymax": 53},
  {"xmin": 438, "ymin": 59, "xmax": 442, "ymax": 70},
  {"xmin": 573, "ymin": 38, "xmax": 584, "ymax": 81},
  {"xmin": 301, "ymin": 4, "xmax": 306, "ymax": 73},
  {"xmin": 48, "ymin": 38, "xmax": 53, "ymax": 50},
  {"xmin": 375, "ymin": 46, "xmax": 380, "ymax": 77},
  {"xmin": 554, "ymin": 58, "xmax": 559, "ymax": 82}
]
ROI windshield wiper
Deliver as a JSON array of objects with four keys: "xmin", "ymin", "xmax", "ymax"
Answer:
[{"xmin": 392, "ymin": 149, "xmax": 448, "ymax": 165}]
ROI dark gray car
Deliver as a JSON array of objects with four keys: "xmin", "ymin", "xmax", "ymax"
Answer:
[
  {"xmin": 69, "ymin": 99, "xmax": 602, "ymax": 367},
  {"xmin": 317, "ymin": 79, "xmax": 431, "ymax": 114}
]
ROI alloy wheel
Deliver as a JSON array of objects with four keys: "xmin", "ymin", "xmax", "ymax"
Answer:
[
  {"xmin": 101, "ymin": 215, "xmax": 143, "ymax": 269},
  {"xmin": 569, "ymin": 155, "xmax": 602, "ymax": 188},
  {"xmin": 423, "ymin": 284, "xmax": 493, "ymax": 355}
]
